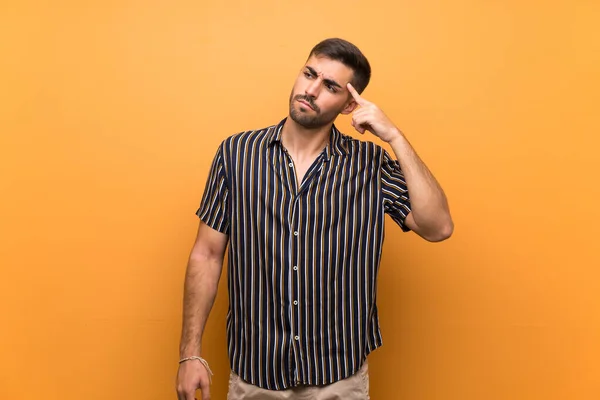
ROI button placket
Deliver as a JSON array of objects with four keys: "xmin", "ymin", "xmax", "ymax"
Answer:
[{"xmin": 289, "ymin": 194, "xmax": 302, "ymax": 382}]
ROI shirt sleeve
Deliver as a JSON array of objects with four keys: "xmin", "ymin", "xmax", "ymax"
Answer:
[
  {"xmin": 381, "ymin": 150, "xmax": 412, "ymax": 232},
  {"xmin": 195, "ymin": 144, "xmax": 230, "ymax": 234}
]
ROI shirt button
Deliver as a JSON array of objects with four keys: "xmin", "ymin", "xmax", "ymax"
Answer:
[
  {"xmin": 288, "ymin": 162, "xmax": 293, "ymax": 167},
  {"xmin": 293, "ymin": 300, "xmax": 298, "ymax": 305},
  {"xmin": 293, "ymin": 231, "xmax": 298, "ymax": 236},
  {"xmin": 293, "ymin": 266, "xmax": 298, "ymax": 271},
  {"xmin": 294, "ymin": 335, "xmax": 300, "ymax": 340}
]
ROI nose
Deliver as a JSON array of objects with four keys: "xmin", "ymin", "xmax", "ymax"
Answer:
[{"xmin": 305, "ymin": 78, "xmax": 320, "ymax": 98}]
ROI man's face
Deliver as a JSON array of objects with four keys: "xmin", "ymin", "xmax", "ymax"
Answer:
[{"xmin": 288, "ymin": 55, "xmax": 357, "ymax": 129}]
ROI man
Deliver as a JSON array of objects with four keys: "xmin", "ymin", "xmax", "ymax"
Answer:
[{"xmin": 176, "ymin": 38, "xmax": 453, "ymax": 400}]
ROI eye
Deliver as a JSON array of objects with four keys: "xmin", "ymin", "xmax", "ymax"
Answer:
[
  {"xmin": 325, "ymin": 83, "xmax": 337, "ymax": 93},
  {"xmin": 303, "ymin": 71, "xmax": 314, "ymax": 79}
]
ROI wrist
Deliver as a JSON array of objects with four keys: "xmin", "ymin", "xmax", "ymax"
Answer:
[
  {"xmin": 180, "ymin": 353, "xmax": 200, "ymax": 360},
  {"xmin": 179, "ymin": 355, "xmax": 204, "ymax": 364},
  {"xmin": 179, "ymin": 345, "xmax": 201, "ymax": 359},
  {"xmin": 386, "ymin": 128, "xmax": 405, "ymax": 146},
  {"xmin": 178, "ymin": 356, "xmax": 214, "ymax": 383}
]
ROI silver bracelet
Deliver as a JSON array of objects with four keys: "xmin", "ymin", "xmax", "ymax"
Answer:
[{"xmin": 179, "ymin": 356, "xmax": 214, "ymax": 384}]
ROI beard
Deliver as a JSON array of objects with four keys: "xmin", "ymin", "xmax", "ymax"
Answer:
[{"xmin": 288, "ymin": 91, "xmax": 340, "ymax": 129}]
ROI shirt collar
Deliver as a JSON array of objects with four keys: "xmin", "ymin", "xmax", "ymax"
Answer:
[{"xmin": 268, "ymin": 117, "xmax": 348, "ymax": 159}]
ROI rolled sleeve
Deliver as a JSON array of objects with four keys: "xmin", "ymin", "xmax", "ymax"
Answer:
[
  {"xmin": 196, "ymin": 144, "xmax": 230, "ymax": 234},
  {"xmin": 381, "ymin": 150, "xmax": 412, "ymax": 232}
]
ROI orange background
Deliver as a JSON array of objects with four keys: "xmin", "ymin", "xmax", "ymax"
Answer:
[{"xmin": 1, "ymin": 1, "xmax": 599, "ymax": 399}]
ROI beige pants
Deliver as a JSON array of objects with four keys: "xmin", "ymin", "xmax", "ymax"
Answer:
[{"xmin": 227, "ymin": 361, "xmax": 370, "ymax": 400}]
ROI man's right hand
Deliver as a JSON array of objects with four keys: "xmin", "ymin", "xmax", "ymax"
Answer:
[{"xmin": 176, "ymin": 360, "xmax": 211, "ymax": 400}]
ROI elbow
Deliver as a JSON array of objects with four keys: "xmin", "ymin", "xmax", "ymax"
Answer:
[{"xmin": 424, "ymin": 220, "xmax": 454, "ymax": 242}]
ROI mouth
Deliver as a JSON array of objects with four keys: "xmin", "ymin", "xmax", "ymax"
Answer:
[{"xmin": 297, "ymin": 99, "xmax": 315, "ymax": 111}]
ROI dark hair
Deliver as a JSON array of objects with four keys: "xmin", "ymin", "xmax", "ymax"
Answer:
[{"xmin": 308, "ymin": 38, "xmax": 371, "ymax": 94}]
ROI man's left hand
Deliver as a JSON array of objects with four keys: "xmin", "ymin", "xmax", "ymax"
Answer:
[{"xmin": 347, "ymin": 83, "xmax": 402, "ymax": 144}]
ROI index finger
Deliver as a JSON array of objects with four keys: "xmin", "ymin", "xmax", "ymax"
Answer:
[{"xmin": 347, "ymin": 83, "xmax": 366, "ymax": 106}]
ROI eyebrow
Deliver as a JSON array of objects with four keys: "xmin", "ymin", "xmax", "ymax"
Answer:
[{"xmin": 306, "ymin": 66, "xmax": 343, "ymax": 89}]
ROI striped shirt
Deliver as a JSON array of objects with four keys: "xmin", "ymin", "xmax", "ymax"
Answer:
[{"xmin": 196, "ymin": 118, "xmax": 411, "ymax": 390}]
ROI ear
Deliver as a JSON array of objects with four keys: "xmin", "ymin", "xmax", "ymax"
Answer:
[{"xmin": 340, "ymin": 99, "xmax": 358, "ymax": 115}]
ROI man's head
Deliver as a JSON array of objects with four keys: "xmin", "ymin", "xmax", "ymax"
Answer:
[
  {"xmin": 309, "ymin": 38, "xmax": 371, "ymax": 94},
  {"xmin": 288, "ymin": 38, "xmax": 371, "ymax": 129}
]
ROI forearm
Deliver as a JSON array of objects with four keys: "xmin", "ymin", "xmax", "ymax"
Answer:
[
  {"xmin": 388, "ymin": 130, "xmax": 453, "ymax": 237},
  {"xmin": 179, "ymin": 255, "xmax": 223, "ymax": 358}
]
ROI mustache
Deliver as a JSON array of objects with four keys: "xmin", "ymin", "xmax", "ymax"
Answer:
[{"xmin": 294, "ymin": 95, "xmax": 319, "ymax": 112}]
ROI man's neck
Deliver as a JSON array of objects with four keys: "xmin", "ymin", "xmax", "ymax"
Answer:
[{"xmin": 281, "ymin": 117, "xmax": 332, "ymax": 161}]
